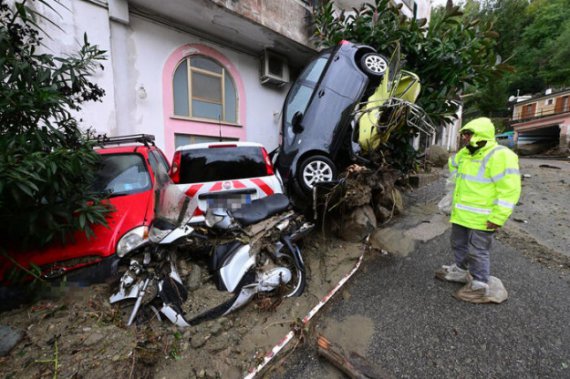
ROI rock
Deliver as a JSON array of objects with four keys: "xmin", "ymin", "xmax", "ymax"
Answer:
[
  {"xmin": 376, "ymin": 188, "xmax": 404, "ymax": 215},
  {"xmin": 370, "ymin": 227, "xmax": 416, "ymax": 257},
  {"xmin": 337, "ymin": 205, "xmax": 377, "ymax": 242},
  {"xmin": 206, "ymin": 338, "xmax": 228, "ymax": 353},
  {"xmin": 374, "ymin": 205, "xmax": 392, "ymax": 223},
  {"xmin": 425, "ymin": 145, "xmax": 449, "ymax": 167},
  {"xmin": 191, "ymin": 331, "xmax": 210, "ymax": 349},
  {"xmin": 210, "ymin": 321, "xmax": 223, "ymax": 336},
  {"xmin": 0, "ymin": 325, "xmax": 23, "ymax": 356},
  {"xmin": 187, "ymin": 264, "xmax": 202, "ymax": 291},
  {"xmin": 83, "ymin": 332, "xmax": 105, "ymax": 347},
  {"xmin": 178, "ymin": 259, "xmax": 190, "ymax": 277}
]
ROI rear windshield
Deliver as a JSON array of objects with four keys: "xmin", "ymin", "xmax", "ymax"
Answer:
[
  {"xmin": 179, "ymin": 146, "xmax": 267, "ymax": 184},
  {"xmin": 92, "ymin": 154, "xmax": 151, "ymax": 196}
]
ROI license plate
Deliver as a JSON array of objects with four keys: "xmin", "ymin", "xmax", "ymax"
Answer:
[{"xmin": 207, "ymin": 194, "xmax": 251, "ymax": 210}]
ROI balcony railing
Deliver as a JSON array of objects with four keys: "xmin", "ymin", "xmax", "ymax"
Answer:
[{"xmin": 511, "ymin": 103, "xmax": 570, "ymax": 123}]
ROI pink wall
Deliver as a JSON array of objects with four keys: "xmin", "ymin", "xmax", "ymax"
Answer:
[{"xmin": 162, "ymin": 44, "xmax": 247, "ymax": 158}]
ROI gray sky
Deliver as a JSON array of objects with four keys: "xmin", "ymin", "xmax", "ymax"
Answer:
[{"xmin": 431, "ymin": 0, "xmax": 450, "ymax": 7}]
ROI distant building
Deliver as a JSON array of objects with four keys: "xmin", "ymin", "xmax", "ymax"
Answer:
[{"xmin": 509, "ymin": 88, "xmax": 570, "ymax": 152}]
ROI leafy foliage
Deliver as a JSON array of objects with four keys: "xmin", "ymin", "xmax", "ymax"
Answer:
[
  {"xmin": 312, "ymin": 0, "xmax": 505, "ymax": 126},
  {"xmin": 459, "ymin": 0, "xmax": 570, "ymax": 126},
  {"xmin": 0, "ymin": 0, "xmax": 110, "ymax": 251}
]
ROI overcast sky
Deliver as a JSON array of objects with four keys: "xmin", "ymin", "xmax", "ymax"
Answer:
[{"xmin": 431, "ymin": 0, "xmax": 450, "ymax": 7}]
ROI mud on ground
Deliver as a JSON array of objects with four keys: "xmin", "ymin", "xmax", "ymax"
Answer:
[{"xmin": 0, "ymin": 234, "xmax": 364, "ymax": 379}]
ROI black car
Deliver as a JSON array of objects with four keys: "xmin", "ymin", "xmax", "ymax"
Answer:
[{"xmin": 275, "ymin": 40, "xmax": 388, "ymax": 201}]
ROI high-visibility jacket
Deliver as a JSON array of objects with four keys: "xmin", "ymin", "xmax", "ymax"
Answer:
[{"xmin": 449, "ymin": 118, "xmax": 521, "ymax": 231}]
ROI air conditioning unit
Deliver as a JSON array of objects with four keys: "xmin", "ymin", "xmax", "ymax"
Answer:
[{"xmin": 260, "ymin": 49, "xmax": 289, "ymax": 87}]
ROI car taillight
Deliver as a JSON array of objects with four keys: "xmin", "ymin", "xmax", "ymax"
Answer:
[
  {"xmin": 261, "ymin": 148, "xmax": 274, "ymax": 176},
  {"xmin": 170, "ymin": 151, "xmax": 181, "ymax": 183}
]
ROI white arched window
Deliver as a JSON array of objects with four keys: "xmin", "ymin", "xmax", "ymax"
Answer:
[{"xmin": 173, "ymin": 55, "xmax": 237, "ymax": 123}]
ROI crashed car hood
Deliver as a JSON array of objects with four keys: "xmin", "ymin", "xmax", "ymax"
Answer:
[{"xmin": 0, "ymin": 190, "xmax": 153, "ymax": 280}]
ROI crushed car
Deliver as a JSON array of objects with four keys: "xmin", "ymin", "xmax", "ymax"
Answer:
[
  {"xmin": 0, "ymin": 134, "xmax": 170, "ymax": 285},
  {"xmin": 275, "ymin": 40, "xmax": 434, "ymax": 208},
  {"xmin": 275, "ymin": 40, "xmax": 389, "ymax": 201}
]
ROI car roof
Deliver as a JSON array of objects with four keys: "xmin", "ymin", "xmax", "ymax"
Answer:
[
  {"xmin": 175, "ymin": 141, "xmax": 264, "ymax": 152},
  {"xmin": 95, "ymin": 145, "xmax": 152, "ymax": 155}
]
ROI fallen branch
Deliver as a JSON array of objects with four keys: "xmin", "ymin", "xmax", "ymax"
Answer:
[{"xmin": 316, "ymin": 335, "xmax": 381, "ymax": 379}]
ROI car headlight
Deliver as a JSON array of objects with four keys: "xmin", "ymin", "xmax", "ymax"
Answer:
[{"xmin": 116, "ymin": 226, "xmax": 148, "ymax": 258}]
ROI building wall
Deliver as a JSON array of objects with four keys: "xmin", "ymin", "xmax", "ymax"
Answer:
[
  {"xmin": 34, "ymin": 0, "xmax": 118, "ymax": 138},
  {"xmin": 129, "ymin": 16, "xmax": 287, "ymax": 157},
  {"xmin": 34, "ymin": 0, "xmax": 289, "ymax": 159}
]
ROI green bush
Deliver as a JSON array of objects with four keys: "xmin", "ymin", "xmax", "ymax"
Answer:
[{"xmin": 0, "ymin": 0, "xmax": 110, "ymax": 251}]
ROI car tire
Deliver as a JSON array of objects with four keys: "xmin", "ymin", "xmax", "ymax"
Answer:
[
  {"xmin": 297, "ymin": 155, "xmax": 337, "ymax": 193},
  {"xmin": 360, "ymin": 52, "xmax": 388, "ymax": 78}
]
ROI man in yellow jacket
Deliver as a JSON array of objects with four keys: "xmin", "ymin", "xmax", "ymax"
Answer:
[{"xmin": 437, "ymin": 117, "xmax": 521, "ymax": 297}]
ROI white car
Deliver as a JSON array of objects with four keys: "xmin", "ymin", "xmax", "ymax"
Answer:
[{"xmin": 169, "ymin": 141, "xmax": 284, "ymax": 223}]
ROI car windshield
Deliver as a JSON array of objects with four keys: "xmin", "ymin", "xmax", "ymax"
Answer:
[
  {"xmin": 92, "ymin": 154, "xmax": 151, "ymax": 196},
  {"xmin": 178, "ymin": 146, "xmax": 268, "ymax": 184},
  {"xmin": 283, "ymin": 52, "xmax": 330, "ymax": 130}
]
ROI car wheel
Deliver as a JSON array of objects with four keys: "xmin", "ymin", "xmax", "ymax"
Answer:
[
  {"xmin": 298, "ymin": 155, "xmax": 337, "ymax": 193},
  {"xmin": 360, "ymin": 53, "xmax": 388, "ymax": 78}
]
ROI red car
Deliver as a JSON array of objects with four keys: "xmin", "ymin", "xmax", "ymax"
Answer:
[{"xmin": 0, "ymin": 135, "xmax": 170, "ymax": 284}]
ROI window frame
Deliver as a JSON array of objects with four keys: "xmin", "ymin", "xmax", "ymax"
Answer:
[{"xmin": 172, "ymin": 55, "xmax": 237, "ymax": 124}]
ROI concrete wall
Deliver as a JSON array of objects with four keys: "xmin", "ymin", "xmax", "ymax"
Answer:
[
  {"xmin": 209, "ymin": 0, "xmax": 312, "ymax": 47},
  {"xmin": 33, "ymin": 0, "xmax": 117, "ymax": 137}
]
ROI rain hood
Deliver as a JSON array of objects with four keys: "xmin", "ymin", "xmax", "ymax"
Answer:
[{"xmin": 460, "ymin": 117, "xmax": 496, "ymax": 146}]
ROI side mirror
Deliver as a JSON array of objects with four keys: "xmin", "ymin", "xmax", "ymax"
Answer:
[{"xmin": 292, "ymin": 111, "xmax": 304, "ymax": 133}]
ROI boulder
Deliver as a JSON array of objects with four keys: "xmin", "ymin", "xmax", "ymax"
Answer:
[
  {"xmin": 0, "ymin": 325, "xmax": 23, "ymax": 356},
  {"xmin": 374, "ymin": 205, "xmax": 392, "ymax": 224},
  {"xmin": 425, "ymin": 145, "xmax": 449, "ymax": 167},
  {"xmin": 337, "ymin": 205, "xmax": 377, "ymax": 242},
  {"xmin": 375, "ymin": 188, "xmax": 404, "ymax": 215}
]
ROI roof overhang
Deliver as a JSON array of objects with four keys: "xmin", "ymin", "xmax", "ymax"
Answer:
[{"xmin": 128, "ymin": 0, "xmax": 317, "ymax": 68}]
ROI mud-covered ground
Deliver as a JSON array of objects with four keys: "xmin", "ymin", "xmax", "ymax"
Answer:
[
  {"xmin": 502, "ymin": 158, "xmax": 570, "ymax": 261},
  {"xmin": 0, "ymin": 233, "xmax": 364, "ymax": 379},
  {"xmin": 1, "ymin": 158, "xmax": 567, "ymax": 379}
]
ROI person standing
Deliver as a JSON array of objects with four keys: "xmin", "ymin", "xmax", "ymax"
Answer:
[{"xmin": 437, "ymin": 117, "xmax": 521, "ymax": 298}]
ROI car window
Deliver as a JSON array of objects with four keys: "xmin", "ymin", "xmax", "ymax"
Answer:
[
  {"xmin": 283, "ymin": 53, "xmax": 330, "ymax": 128},
  {"xmin": 178, "ymin": 146, "xmax": 268, "ymax": 184},
  {"xmin": 148, "ymin": 150, "xmax": 171, "ymax": 186},
  {"xmin": 151, "ymin": 150, "xmax": 170, "ymax": 171},
  {"xmin": 92, "ymin": 154, "xmax": 151, "ymax": 196}
]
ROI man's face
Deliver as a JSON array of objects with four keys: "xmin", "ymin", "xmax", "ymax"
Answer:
[{"xmin": 460, "ymin": 130, "xmax": 474, "ymax": 147}]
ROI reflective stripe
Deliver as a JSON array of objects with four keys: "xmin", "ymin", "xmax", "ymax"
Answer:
[
  {"xmin": 458, "ymin": 173, "xmax": 492, "ymax": 183},
  {"xmin": 493, "ymin": 199, "xmax": 516, "ymax": 209},
  {"xmin": 456, "ymin": 146, "xmax": 515, "ymax": 184},
  {"xmin": 455, "ymin": 203, "xmax": 492, "ymax": 214},
  {"xmin": 476, "ymin": 146, "xmax": 506, "ymax": 177},
  {"xmin": 451, "ymin": 154, "xmax": 458, "ymax": 168},
  {"xmin": 490, "ymin": 168, "xmax": 521, "ymax": 182}
]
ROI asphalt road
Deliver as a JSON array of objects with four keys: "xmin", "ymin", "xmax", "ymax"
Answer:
[{"xmin": 274, "ymin": 181, "xmax": 570, "ymax": 379}]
